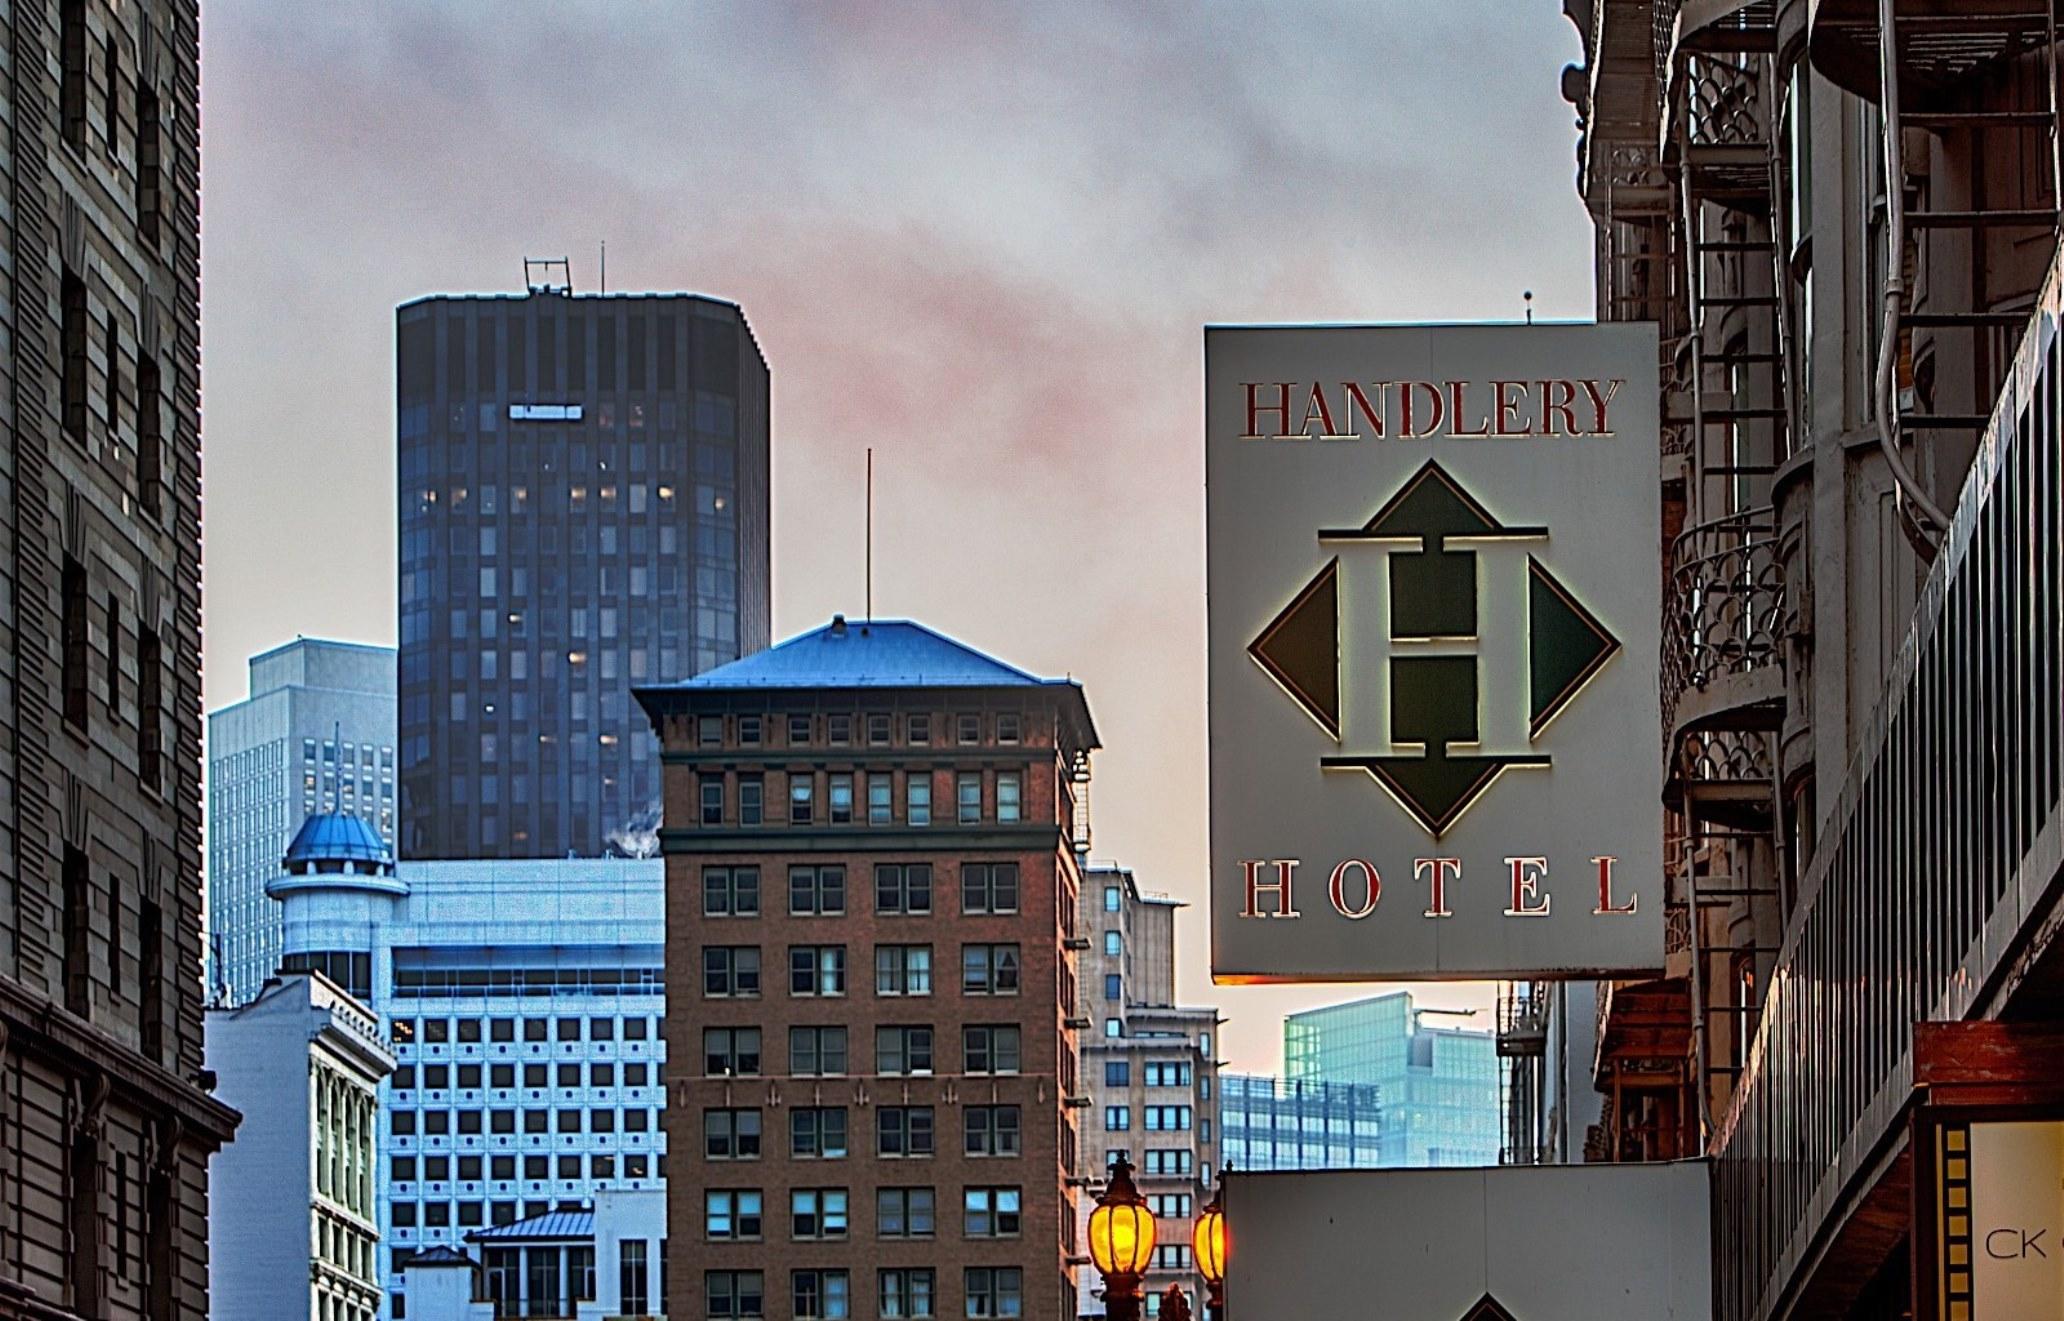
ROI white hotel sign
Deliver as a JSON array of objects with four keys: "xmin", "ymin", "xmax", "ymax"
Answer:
[{"xmin": 1206, "ymin": 323, "xmax": 1664, "ymax": 981}]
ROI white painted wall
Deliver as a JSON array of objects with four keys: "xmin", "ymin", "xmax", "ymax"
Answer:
[{"xmin": 1225, "ymin": 1161, "xmax": 1710, "ymax": 1319}]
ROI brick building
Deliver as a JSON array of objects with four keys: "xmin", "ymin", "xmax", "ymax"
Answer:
[
  {"xmin": 0, "ymin": 0, "xmax": 242, "ymax": 1318},
  {"xmin": 638, "ymin": 616, "xmax": 1098, "ymax": 1321}
]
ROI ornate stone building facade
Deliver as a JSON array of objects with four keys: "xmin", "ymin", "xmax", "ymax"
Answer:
[{"xmin": 0, "ymin": 0, "xmax": 240, "ymax": 1317}]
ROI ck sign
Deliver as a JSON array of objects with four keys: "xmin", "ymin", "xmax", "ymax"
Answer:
[
  {"xmin": 1957, "ymin": 1120, "xmax": 2064, "ymax": 1317},
  {"xmin": 1206, "ymin": 322, "xmax": 1664, "ymax": 982}
]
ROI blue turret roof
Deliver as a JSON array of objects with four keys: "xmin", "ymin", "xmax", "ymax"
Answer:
[{"xmin": 283, "ymin": 812, "xmax": 392, "ymax": 868}]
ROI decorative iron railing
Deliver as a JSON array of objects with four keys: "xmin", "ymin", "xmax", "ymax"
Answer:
[
  {"xmin": 1685, "ymin": 55, "xmax": 1763, "ymax": 149},
  {"xmin": 1663, "ymin": 510, "xmax": 1785, "ymax": 731},
  {"xmin": 1711, "ymin": 252, "xmax": 2064, "ymax": 1320}
]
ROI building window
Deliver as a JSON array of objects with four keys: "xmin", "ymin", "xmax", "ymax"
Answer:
[
  {"xmin": 789, "ymin": 866, "xmax": 847, "ymax": 916},
  {"xmin": 790, "ymin": 1026, "xmax": 848, "ymax": 1077},
  {"xmin": 963, "ymin": 1188, "xmax": 1021, "ymax": 1238},
  {"xmin": 787, "ymin": 715, "xmax": 812, "ymax": 746},
  {"xmin": 876, "ymin": 1026, "xmax": 934, "ymax": 1076},
  {"xmin": 875, "ymin": 945, "xmax": 932, "ymax": 997},
  {"xmin": 707, "ymin": 1190, "xmax": 764, "ymax": 1241},
  {"xmin": 790, "ymin": 1107, "xmax": 848, "ymax": 1159},
  {"xmin": 791, "ymin": 1190, "xmax": 849, "ymax": 1241},
  {"xmin": 1104, "ymin": 885, "xmax": 1122, "ymax": 912},
  {"xmin": 708, "ymin": 1271, "xmax": 765, "ymax": 1321},
  {"xmin": 794, "ymin": 1269, "xmax": 849, "ymax": 1321},
  {"xmin": 907, "ymin": 777, "xmax": 932, "ymax": 826},
  {"xmin": 1154, "ymin": 1245, "xmax": 1193, "ymax": 1271},
  {"xmin": 876, "ymin": 1188, "xmax": 935, "ymax": 1239},
  {"xmin": 829, "ymin": 774, "xmax": 854, "ymax": 824},
  {"xmin": 1105, "ymin": 1106, "xmax": 1131, "ymax": 1132},
  {"xmin": 739, "ymin": 715, "xmax": 763, "ymax": 746},
  {"xmin": 1144, "ymin": 1106, "xmax": 1192, "ymax": 1131},
  {"xmin": 703, "ymin": 947, "xmax": 762, "ymax": 998},
  {"xmin": 60, "ymin": 0, "xmax": 85, "ymax": 147},
  {"xmin": 1145, "ymin": 1062, "xmax": 1192, "ymax": 1087},
  {"xmin": 62, "ymin": 557, "xmax": 88, "ymax": 730},
  {"xmin": 956, "ymin": 713, "xmax": 982, "ymax": 745},
  {"xmin": 739, "ymin": 775, "xmax": 764, "ymax": 826},
  {"xmin": 1105, "ymin": 1019, "xmax": 1121, "ymax": 1038},
  {"xmin": 867, "ymin": 713, "xmax": 892, "ymax": 745},
  {"xmin": 704, "ymin": 1028, "xmax": 762, "ymax": 1077},
  {"xmin": 62, "ymin": 268, "xmax": 87, "ymax": 441},
  {"xmin": 962, "ymin": 863, "xmax": 1019, "ymax": 915},
  {"xmin": 790, "ymin": 946, "xmax": 846, "ymax": 997},
  {"xmin": 136, "ymin": 81, "xmax": 162, "ymax": 248},
  {"xmin": 1105, "ymin": 974, "xmax": 1122, "ymax": 1001},
  {"xmin": 996, "ymin": 713, "xmax": 1021, "ymax": 744},
  {"xmin": 1104, "ymin": 931, "xmax": 1121, "ymax": 956},
  {"xmin": 703, "ymin": 1109, "xmax": 762, "ymax": 1160},
  {"xmin": 880, "ymin": 1269, "xmax": 936, "ymax": 1320},
  {"xmin": 790, "ymin": 776, "xmax": 814, "ymax": 824},
  {"xmin": 995, "ymin": 772, "xmax": 1022, "ymax": 822},
  {"xmin": 616, "ymin": 1240, "xmax": 649, "ymax": 1313},
  {"xmin": 963, "ymin": 1025, "xmax": 1020, "ymax": 1076},
  {"xmin": 875, "ymin": 864, "xmax": 933, "ymax": 915},
  {"xmin": 876, "ymin": 1106, "xmax": 934, "ymax": 1158},
  {"xmin": 827, "ymin": 714, "xmax": 852, "ymax": 746},
  {"xmin": 965, "ymin": 1105, "xmax": 1020, "ymax": 1157},
  {"xmin": 868, "ymin": 774, "xmax": 893, "ymax": 825},
  {"xmin": 702, "ymin": 778, "xmax": 725, "ymax": 825},
  {"xmin": 704, "ymin": 867, "xmax": 761, "ymax": 917},
  {"xmin": 698, "ymin": 715, "xmax": 724, "ymax": 747},
  {"xmin": 964, "ymin": 1268, "xmax": 1021, "ymax": 1319},
  {"xmin": 1105, "ymin": 1061, "xmax": 1130, "ymax": 1086},
  {"xmin": 908, "ymin": 714, "xmax": 931, "ymax": 745},
  {"xmin": 956, "ymin": 773, "xmax": 982, "ymax": 824},
  {"xmin": 961, "ymin": 944, "xmax": 1020, "ymax": 996}
]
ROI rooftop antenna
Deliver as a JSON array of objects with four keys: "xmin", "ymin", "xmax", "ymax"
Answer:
[
  {"xmin": 1523, "ymin": 290, "xmax": 1535, "ymax": 325},
  {"xmin": 523, "ymin": 257, "xmax": 572, "ymax": 294},
  {"xmin": 865, "ymin": 448, "xmax": 874, "ymax": 622},
  {"xmin": 600, "ymin": 240, "xmax": 607, "ymax": 295}
]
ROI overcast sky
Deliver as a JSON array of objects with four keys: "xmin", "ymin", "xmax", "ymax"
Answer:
[{"xmin": 199, "ymin": 1, "xmax": 1593, "ymax": 1072}]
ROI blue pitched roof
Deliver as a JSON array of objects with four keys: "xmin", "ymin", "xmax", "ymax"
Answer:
[
  {"xmin": 465, "ymin": 1208, "xmax": 594, "ymax": 1243},
  {"xmin": 644, "ymin": 618, "xmax": 1067, "ymax": 692},
  {"xmin": 283, "ymin": 811, "xmax": 391, "ymax": 867}
]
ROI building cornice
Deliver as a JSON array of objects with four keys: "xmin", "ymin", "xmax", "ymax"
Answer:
[
  {"xmin": 0, "ymin": 976, "xmax": 241, "ymax": 1144},
  {"xmin": 658, "ymin": 824, "xmax": 1073, "ymax": 855}
]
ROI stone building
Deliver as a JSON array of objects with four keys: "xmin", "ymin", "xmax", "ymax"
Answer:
[
  {"xmin": 206, "ymin": 969, "xmax": 396, "ymax": 1321},
  {"xmin": 0, "ymin": 0, "xmax": 241, "ymax": 1316},
  {"xmin": 637, "ymin": 615, "xmax": 1099, "ymax": 1321},
  {"xmin": 1568, "ymin": 1, "xmax": 2064, "ymax": 1315}
]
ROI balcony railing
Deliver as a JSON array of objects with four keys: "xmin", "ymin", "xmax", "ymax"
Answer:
[
  {"xmin": 1663, "ymin": 510, "xmax": 1786, "ymax": 736},
  {"xmin": 1710, "ymin": 250, "xmax": 2064, "ymax": 1320},
  {"xmin": 1685, "ymin": 55, "xmax": 1763, "ymax": 149}
]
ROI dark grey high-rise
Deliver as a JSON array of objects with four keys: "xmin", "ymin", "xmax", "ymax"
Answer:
[{"xmin": 396, "ymin": 288, "xmax": 770, "ymax": 860}]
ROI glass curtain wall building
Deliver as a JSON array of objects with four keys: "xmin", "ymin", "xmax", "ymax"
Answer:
[
  {"xmin": 1218, "ymin": 1074, "xmax": 1383, "ymax": 1172},
  {"xmin": 395, "ymin": 287, "xmax": 771, "ymax": 861},
  {"xmin": 1283, "ymin": 992, "xmax": 1500, "ymax": 1167}
]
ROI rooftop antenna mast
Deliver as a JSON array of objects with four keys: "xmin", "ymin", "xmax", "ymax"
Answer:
[
  {"xmin": 865, "ymin": 447, "xmax": 874, "ymax": 622},
  {"xmin": 1523, "ymin": 290, "xmax": 1535, "ymax": 326},
  {"xmin": 523, "ymin": 257, "xmax": 573, "ymax": 294},
  {"xmin": 600, "ymin": 240, "xmax": 607, "ymax": 295}
]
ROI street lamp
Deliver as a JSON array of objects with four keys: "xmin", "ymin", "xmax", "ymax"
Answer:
[
  {"xmin": 1193, "ymin": 1171, "xmax": 1227, "ymax": 1321},
  {"xmin": 1088, "ymin": 1154, "xmax": 1158, "ymax": 1321}
]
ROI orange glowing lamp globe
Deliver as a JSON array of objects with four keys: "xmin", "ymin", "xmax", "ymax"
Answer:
[
  {"xmin": 1193, "ymin": 1193, "xmax": 1227, "ymax": 1286},
  {"xmin": 1088, "ymin": 1155, "xmax": 1157, "ymax": 1279}
]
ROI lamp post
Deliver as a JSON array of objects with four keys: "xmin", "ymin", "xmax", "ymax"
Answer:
[
  {"xmin": 1192, "ymin": 1170, "xmax": 1227, "ymax": 1321},
  {"xmin": 1161, "ymin": 1286, "xmax": 1193, "ymax": 1321},
  {"xmin": 1088, "ymin": 1154, "xmax": 1158, "ymax": 1321}
]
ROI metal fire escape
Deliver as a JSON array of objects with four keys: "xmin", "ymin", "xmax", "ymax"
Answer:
[
  {"xmin": 1657, "ymin": 0, "xmax": 1788, "ymax": 1150},
  {"xmin": 1811, "ymin": 0, "xmax": 2064, "ymax": 555}
]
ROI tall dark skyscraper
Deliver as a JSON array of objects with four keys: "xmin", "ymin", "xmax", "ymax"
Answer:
[
  {"xmin": 396, "ymin": 285, "xmax": 771, "ymax": 860},
  {"xmin": 0, "ymin": 0, "xmax": 241, "ymax": 1314}
]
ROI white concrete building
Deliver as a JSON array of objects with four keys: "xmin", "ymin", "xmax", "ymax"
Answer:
[
  {"xmin": 265, "ymin": 815, "xmax": 665, "ymax": 1321},
  {"xmin": 207, "ymin": 967, "xmax": 397, "ymax": 1321},
  {"xmin": 397, "ymin": 1188, "xmax": 667, "ymax": 1321},
  {"xmin": 208, "ymin": 637, "xmax": 397, "ymax": 1004}
]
